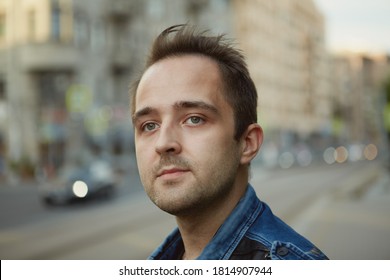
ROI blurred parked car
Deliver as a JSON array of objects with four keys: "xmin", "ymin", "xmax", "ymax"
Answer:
[{"xmin": 39, "ymin": 160, "xmax": 116, "ymax": 206}]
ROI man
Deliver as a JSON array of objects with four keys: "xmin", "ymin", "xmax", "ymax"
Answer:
[{"xmin": 130, "ymin": 24, "xmax": 328, "ymax": 260}]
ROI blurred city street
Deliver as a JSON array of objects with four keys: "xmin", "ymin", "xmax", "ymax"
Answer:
[
  {"xmin": 0, "ymin": 160, "xmax": 389, "ymax": 260},
  {"xmin": 0, "ymin": 0, "xmax": 390, "ymax": 262}
]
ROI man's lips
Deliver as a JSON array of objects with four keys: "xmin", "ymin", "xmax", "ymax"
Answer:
[{"xmin": 157, "ymin": 167, "xmax": 190, "ymax": 178}]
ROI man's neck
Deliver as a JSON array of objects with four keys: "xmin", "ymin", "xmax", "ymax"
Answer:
[{"xmin": 176, "ymin": 177, "xmax": 248, "ymax": 260}]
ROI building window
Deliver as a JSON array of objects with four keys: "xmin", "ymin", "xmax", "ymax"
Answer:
[
  {"xmin": 51, "ymin": 0, "xmax": 61, "ymax": 41},
  {"xmin": 111, "ymin": 67, "xmax": 129, "ymax": 104},
  {"xmin": 0, "ymin": 13, "xmax": 5, "ymax": 41},
  {"xmin": 111, "ymin": 19, "xmax": 127, "ymax": 51},
  {"xmin": 36, "ymin": 72, "xmax": 71, "ymax": 172},
  {"xmin": 28, "ymin": 10, "xmax": 36, "ymax": 42},
  {"xmin": 91, "ymin": 19, "xmax": 106, "ymax": 51},
  {"xmin": 73, "ymin": 11, "xmax": 89, "ymax": 47}
]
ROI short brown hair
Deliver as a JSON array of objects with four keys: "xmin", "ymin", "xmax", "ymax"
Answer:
[{"xmin": 130, "ymin": 24, "xmax": 258, "ymax": 140}]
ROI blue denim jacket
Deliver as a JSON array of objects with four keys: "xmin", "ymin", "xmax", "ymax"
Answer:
[{"xmin": 149, "ymin": 185, "xmax": 328, "ymax": 260}]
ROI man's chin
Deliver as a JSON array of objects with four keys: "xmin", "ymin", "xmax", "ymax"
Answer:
[
  {"xmin": 155, "ymin": 202, "xmax": 192, "ymax": 216},
  {"xmin": 151, "ymin": 192, "xmax": 199, "ymax": 216}
]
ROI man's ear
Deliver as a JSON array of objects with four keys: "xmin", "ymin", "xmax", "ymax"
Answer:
[{"xmin": 240, "ymin": 123, "xmax": 263, "ymax": 165}]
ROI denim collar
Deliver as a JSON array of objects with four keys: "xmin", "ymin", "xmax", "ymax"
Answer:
[{"xmin": 148, "ymin": 185, "xmax": 263, "ymax": 260}]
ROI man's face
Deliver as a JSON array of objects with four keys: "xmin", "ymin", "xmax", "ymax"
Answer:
[{"xmin": 133, "ymin": 55, "xmax": 242, "ymax": 216}]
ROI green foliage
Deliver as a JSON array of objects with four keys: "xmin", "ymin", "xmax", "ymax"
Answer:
[
  {"xmin": 383, "ymin": 75, "xmax": 390, "ymax": 133},
  {"xmin": 9, "ymin": 156, "xmax": 35, "ymax": 179}
]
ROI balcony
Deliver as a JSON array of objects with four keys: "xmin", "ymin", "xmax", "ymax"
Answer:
[
  {"xmin": 109, "ymin": 47, "xmax": 133, "ymax": 71},
  {"xmin": 106, "ymin": 0, "xmax": 133, "ymax": 22},
  {"xmin": 18, "ymin": 42, "xmax": 79, "ymax": 71}
]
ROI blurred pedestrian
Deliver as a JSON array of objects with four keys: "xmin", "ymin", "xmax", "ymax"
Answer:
[{"xmin": 130, "ymin": 24, "xmax": 328, "ymax": 260}]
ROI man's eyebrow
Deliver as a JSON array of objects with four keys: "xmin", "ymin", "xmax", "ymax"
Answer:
[
  {"xmin": 132, "ymin": 100, "xmax": 219, "ymax": 124},
  {"xmin": 132, "ymin": 106, "xmax": 155, "ymax": 123},
  {"xmin": 174, "ymin": 100, "xmax": 219, "ymax": 115}
]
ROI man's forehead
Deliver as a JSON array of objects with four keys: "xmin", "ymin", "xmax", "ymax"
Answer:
[
  {"xmin": 135, "ymin": 55, "xmax": 224, "ymax": 107},
  {"xmin": 139, "ymin": 54, "xmax": 220, "ymax": 86}
]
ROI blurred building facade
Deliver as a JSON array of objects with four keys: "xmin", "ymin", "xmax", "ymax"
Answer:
[
  {"xmin": 233, "ymin": 0, "xmax": 389, "ymax": 165},
  {"xmin": 233, "ymin": 0, "xmax": 331, "ymax": 151},
  {"xmin": 330, "ymin": 52, "xmax": 390, "ymax": 150},
  {"xmin": 0, "ymin": 0, "xmax": 232, "ymax": 178},
  {"xmin": 0, "ymin": 0, "xmax": 388, "ymax": 179}
]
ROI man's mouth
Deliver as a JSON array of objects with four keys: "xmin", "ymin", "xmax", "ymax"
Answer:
[{"xmin": 157, "ymin": 167, "xmax": 190, "ymax": 179}]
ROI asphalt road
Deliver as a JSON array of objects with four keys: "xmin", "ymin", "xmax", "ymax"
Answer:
[{"xmin": 0, "ymin": 160, "xmax": 389, "ymax": 260}]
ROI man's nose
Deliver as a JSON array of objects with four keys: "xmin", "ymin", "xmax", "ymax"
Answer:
[{"xmin": 155, "ymin": 125, "xmax": 182, "ymax": 155}]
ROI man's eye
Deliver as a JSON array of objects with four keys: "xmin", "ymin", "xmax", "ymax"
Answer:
[
  {"xmin": 143, "ymin": 122, "xmax": 159, "ymax": 132},
  {"xmin": 185, "ymin": 116, "xmax": 204, "ymax": 125}
]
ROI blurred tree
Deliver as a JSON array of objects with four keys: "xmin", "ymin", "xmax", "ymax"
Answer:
[
  {"xmin": 382, "ymin": 74, "xmax": 390, "ymax": 168},
  {"xmin": 383, "ymin": 76, "xmax": 390, "ymax": 135}
]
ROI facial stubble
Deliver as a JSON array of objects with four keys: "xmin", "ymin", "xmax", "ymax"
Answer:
[{"xmin": 141, "ymin": 145, "xmax": 241, "ymax": 217}]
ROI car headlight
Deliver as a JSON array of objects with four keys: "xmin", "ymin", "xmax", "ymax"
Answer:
[{"xmin": 72, "ymin": 180, "xmax": 88, "ymax": 198}]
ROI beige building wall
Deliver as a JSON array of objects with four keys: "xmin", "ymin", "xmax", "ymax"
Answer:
[{"xmin": 232, "ymin": 0, "xmax": 331, "ymax": 139}]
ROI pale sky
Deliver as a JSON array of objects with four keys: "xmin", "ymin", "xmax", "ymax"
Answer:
[{"xmin": 314, "ymin": 0, "xmax": 390, "ymax": 54}]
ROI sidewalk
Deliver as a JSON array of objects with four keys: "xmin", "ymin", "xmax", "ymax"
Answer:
[{"xmin": 292, "ymin": 167, "xmax": 390, "ymax": 259}]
